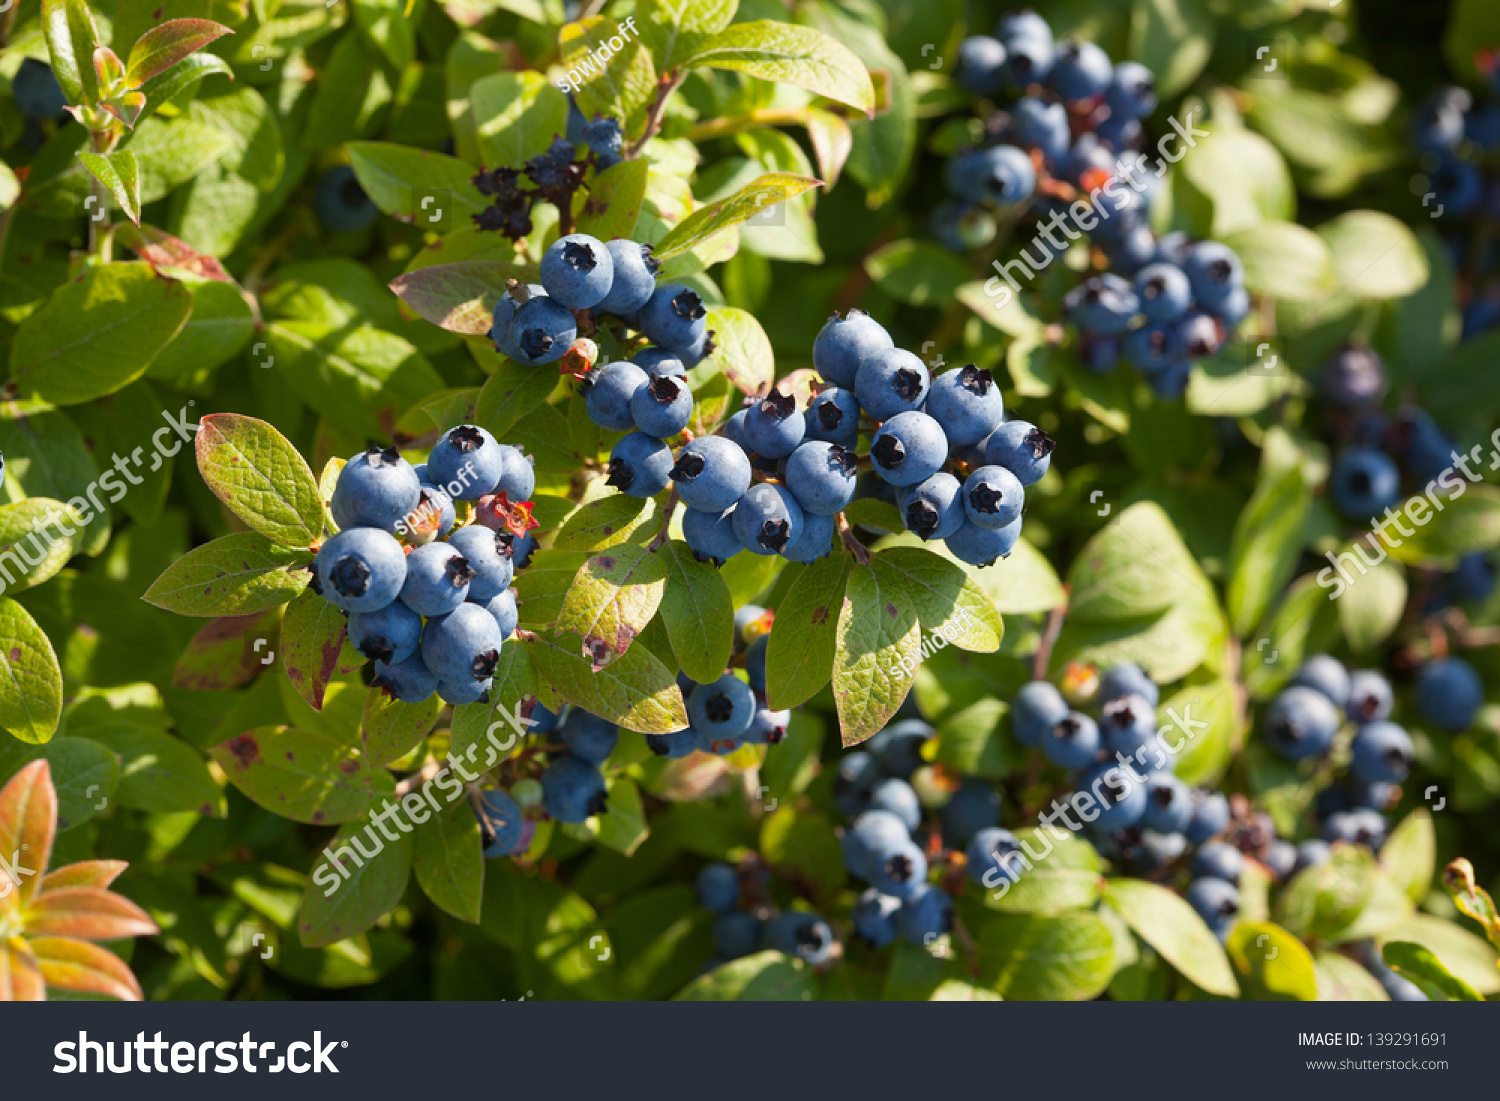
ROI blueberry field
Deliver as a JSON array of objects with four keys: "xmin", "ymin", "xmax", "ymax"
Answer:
[{"xmin": 0, "ymin": 0, "xmax": 1499, "ymax": 1006}]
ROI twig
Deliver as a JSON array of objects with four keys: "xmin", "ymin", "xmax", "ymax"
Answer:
[
  {"xmin": 951, "ymin": 914, "xmax": 980, "ymax": 977},
  {"xmin": 648, "ymin": 488, "xmax": 679, "ymax": 551},
  {"xmin": 625, "ymin": 71, "xmax": 687, "ymax": 160},
  {"xmin": 686, "ymin": 106, "xmax": 811, "ymax": 144},
  {"xmin": 836, "ymin": 512, "xmax": 870, "ymax": 565},
  {"xmin": 394, "ymin": 759, "xmax": 440, "ymax": 798},
  {"xmin": 1031, "ymin": 589, "xmax": 1069, "ymax": 681}
]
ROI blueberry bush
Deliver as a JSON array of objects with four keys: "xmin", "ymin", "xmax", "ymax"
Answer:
[{"xmin": 1, "ymin": 0, "xmax": 1500, "ymax": 1002}]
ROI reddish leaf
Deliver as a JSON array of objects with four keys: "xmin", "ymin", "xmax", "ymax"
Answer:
[
  {"xmin": 22, "ymin": 887, "xmax": 159, "ymax": 940},
  {"xmin": 0, "ymin": 760, "xmax": 55, "ymax": 913},
  {"xmin": 389, "ymin": 261, "xmax": 534, "ymax": 335},
  {"xmin": 113, "ymin": 223, "xmax": 231, "ymax": 282},
  {"xmin": 126, "ymin": 18, "xmax": 232, "ymax": 88},
  {"xmin": 31, "ymin": 937, "xmax": 142, "ymax": 1001},
  {"xmin": 0, "ymin": 939, "xmax": 44, "ymax": 1001},
  {"xmin": 41, "ymin": 860, "xmax": 128, "ymax": 892},
  {"xmin": 281, "ymin": 588, "xmax": 347, "ymax": 710},
  {"xmin": 172, "ymin": 608, "xmax": 282, "ymax": 691}
]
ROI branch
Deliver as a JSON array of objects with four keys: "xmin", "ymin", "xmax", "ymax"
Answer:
[
  {"xmin": 648, "ymin": 488, "xmax": 679, "ymax": 551},
  {"xmin": 836, "ymin": 511, "xmax": 870, "ymax": 565},
  {"xmin": 626, "ymin": 71, "xmax": 687, "ymax": 159},
  {"xmin": 1031, "ymin": 588, "xmax": 1069, "ymax": 681}
]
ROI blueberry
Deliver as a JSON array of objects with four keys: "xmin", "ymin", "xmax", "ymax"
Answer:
[
  {"xmin": 541, "ymin": 755, "xmax": 608, "ymax": 822},
  {"xmin": 528, "ymin": 701, "xmax": 566, "ymax": 735},
  {"xmin": 1351, "ymin": 779, "xmax": 1397, "ymax": 811},
  {"xmin": 1107, "ymin": 222, "xmax": 1160, "ymax": 277},
  {"xmin": 1185, "ymin": 877, "xmax": 1239, "ymax": 938},
  {"xmin": 939, "ymin": 779, "xmax": 1001, "ymax": 846},
  {"xmin": 738, "ymin": 393, "xmax": 804, "ymax": 460},
  {"xmin": 1048, "ymin": 38, "xmax": 1112, "ymax": 101},
  {"xmin": 1099, "ymin": 663, "xmax": 1158, "ymax": 707},
  {"xmin": 428, "ymin": 425, "xmax": 508, "ymax": 501},
  {"xmin": 1075, "ymin": 761, "xmax": 1148, "ymax": 829},
  {"xmin": 923, "ymin": 365, "xmax": 1003, "ymax": 446},
  {"xmin": 1124, "ymin": 322, "xmax": 1186, "ymax": 373},
  {"xmin": 348, "ymin": 601, "xmax": 424, "ymax": 664},
  {"xmin": 1262, "ymin": 839, "xmax": 1297, "ymax": 882},
  {"xmin": 1181, "ymin": 241, "xmax": 1244, "ymax": 309},
  {"xmin": 1429, "ymin": 152, "xmax": 1484, "ymax": 217},
  {"xmin": 420, "ymin": 602, "xmax": 503, "ymax": 683},
  {"xmin": 1329, "ymin": 447, "xmax": 1400, "ymax": 519},
  {"xmin": 606, "ymin": 431, "xmax": 673, "ymax": 497},
  {"xmin": 1012, "ymin": 680, "xmax": 1069, "ymax": 747},
  {"xmin": 1099, "ymin": 693, "xmax": 1159, "ymax": 760},
  {"xmin": 444, "ymin": 524, "xmax": 514, "ymax": 601},
  {"xmin": 868, "ymin": 719, "xmax": 933, "ymax": 778},
  {"xmin": 639, "ymin": 284, "xmax": 707, "ymax": 354},
  {"xmin": 12, "ymin": 59, "xmax": 68, "ymax": 121},
  {"xmin": 508, "ymin": 294, "xmax": 577, "ymax": 365},
  {"xmin": 871, "ymin": 411, "xmax": 947, "ymax": 488},
  {"xmin": 997, "ymin": 10, "xmax": 1051, "ymax": 43},
  {"xmin": 555, "ymin": 710, "xmax": 617, "ymax": 765},
  {"xmin": 688, "ymin": 673, "xmax": 756, "ymax": 741},
  {"xmin": 478, "ymin": 790, "xmax": 524, "ymax": 856},
  {"xmin": 745, "ymin": 703, "xmax": 789, "ymax": 744},
  {"xmin": 682, "ymin": 505, "xmax": 742, "ymax": 564},
  {"xmin": 1415, "ymin": 657, "xmax": 1483, "ymax": 732},
  {"xmin": 331, "ymin": 446, "xmax": 422, "ymax": 532},
  {"xmin": 629, "ymin": 374, "xmax": 694, "ymax": 438},
  {"xmin": 1106, "ymin": 60, "xmax": 1157, "ymax": 118},
  {"xmin": 998, "ymin": 30, "xmax": 1053, "ymax": 87},
  {"xmin": 1265, "ymin": 686, "xmax": 1341, "ymax": 761},
  {"xmin": 1210, "ymin": 286, "xmax": 1251, "ymax": 328},
  {"xmin": 901, "ymin": 472, "xmax": 965, "ymax": 540},
  {"xmin": 762, "ymin": 911, "xmax": 837, "ymax": 966},
  {"xmin": 582, "ymin": 116, "xmax": 624, "ymax": 168},
  {"xmin": 732, "ymin": 483, "xmax": 803, "ymax": 556},
  {"xmin": 1042, "ymin": 710, "xmax": 1101, "ymax": 769},
  {"xmin": 668, "ymin": 436, "xmax": 749, "ymax": 512},
  {"xmin": 1013, "ymin": 96, "xmax": 1071, "ymax": 163},
  {"xmin": 956, "ymin": 35, "xmax": 1007, "ymax": 96},
  {"xmin": 834, "ymin": 752, "xmax": 882, "ymax": 818},
  {"xmin": 1345, "ymin": 669, "xmax": 1394, "ymax": 724},
  {"xmin": 1065, "ymin": 274, "xmax": 1140, "ymax": 334},
  {"xmin": 851, "ymin": 889, "xmax": 901, "ymax": 948},
  {"xmin": 1411, "ymin": 87, "xmax": 1469, "ymax": 153},
  {"xmin": 945, "ymin": 516, "xmax": 1022, "ymax": 566},
  {"xmin": 596, "ymin": 240, "xmax": 660, "ymax": 315},
  {"xmin": 867, "ymin": 778, "xmax": 922, "ymax": 832},
  {"xmin": 805, "ymin": 386, "xmax": 861, "ymax": 448},
  {"xmin": 967, "ymin": 826, "xmax": 1024, "ymax": 889},
  {"xmin": 632, "ymin": 345, "xmax": 686, "ymax": 378},
  {"xmin": 314, "ymin": 166, "xmax": 378, "ymax": 233},
  {"xmin": 713, "ymin": 912, "xmax": 761, "ymax": 959},
  {"xmin": 782, "ymin": 510, "xmax": 836, "ymax": 563},
  {"xmin": 540, "ymin": 233, "xmax": 615, "ymax": 310},
  {"xmin": 372, "ymin": 652, "xmax": 439, "ymax": 702},
  {"xmin": 1140, "ymin": 773, "xmax": 1193, "ymax": 834},
  {"xmin": 399, "ymin": 542, "xmax": 473, "ymax": 616},
  {"xmin": 784, "ymin": 441, "xmax": 860, "ymax": 515},
  {"xmin": 1348, "ymin": 722, "xmax": 1413, "ymax": 785},
  {"xmin": 1322, "ymin": 808, "xmax": 1386, "ymax": 849},
  {"xmin": 868, "ymin": 839, "xmax": 928, "ymax": 901},
  {"xmin": 984, "ymin": 420, "xmax": 1055, "ymax": 486},
  {"xmin": 1451, "ymin": 553, "xmax": 1497, "ymax": 602},
  {"xmin": 946, "ymin": 144, "xmax": 1037, "ymax": 206},
  {"xmin": 645, "ymin": 727, "xmax": 700, "ymax": 758},
  {"xmin": 582, "ymin": 361, "xmax": 648, "ymax": 431},
  {"xmin": 437, "ymin": 677, "xmax": 493, "ymax": 706},
  {"xmin": 1133, "ymin": 263, "xmax": 1194, "ymax": 324},
  {"xmin": 1321, "ymin": 346, "xmax": 1386, "ymax": 408},
  {"xmin": 897, "ymin": 884, "xmax": 954, "ymax": 946},
  {"xmin": 812, "ymin": 309, "xmax": 894, "ymax": 389},
  {"xmin": 315, "ymin": 527, "xmax": 407, "ymax": 613},
  {"xmin": 1184, "ymin": 789, "xmax": 1230, "ymax": 844},
  {"xmin": 842, "ymin": 810, "xmax": 911, "ymax": 879},
  {"xmin": 962, "ymin": 464, "xmax": 1024, "ymax": 529},
  {"xmin": 696, "ymin": 861, "xmax": 740, "ymax": 913}
]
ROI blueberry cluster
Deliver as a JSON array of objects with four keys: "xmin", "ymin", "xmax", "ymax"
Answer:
[
  {"xmin": 696, "ymin": 860, "xmax": 839, "ymax": 969},
  {"xmin": 311, "ymin": 426, "xmax": 539, "ymax": 707},
  {"xmin": 941, "ymin": 10, "xmax": 1248, "ymax": 398},
  {"xmin": 1315, "ymin": 346, "xmax": 1495, "ymax": 605},
  {"xmin": 801, "ymin": 310, "xmax": 1054, "ymax": 567}
]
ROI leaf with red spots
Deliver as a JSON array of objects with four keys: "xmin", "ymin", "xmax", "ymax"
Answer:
[
  {"xmin": 171, "ymin": 606, "xmax": 284, "ymax": 691},
  {"xmin": 298, "ymin": 819, "xmax": 413, "ymax": 948},
  {"xmin": 210, "ymin": 725, "xmax": 395, "ymax": 825},
  {"xmin": 765, "ymin": 553, "xmax": 849, "ymax": 711},
  {"xmin": 0, "ymin": 597, "xmax": 62, "ymax": 745},
  {"xmin": 556, "ymin": 543, "xmax": 668, "ymax": 670},
  {"xmin": 194, "ymin": 413, "xmax": 327, "ymax": 548},
  {"xmin": 280, "ymin": 588, "xmax": 347, "ymax": 710},
  {"xmin": 144, "ymin": 532, "xmax": 312, "ymax": 617}
]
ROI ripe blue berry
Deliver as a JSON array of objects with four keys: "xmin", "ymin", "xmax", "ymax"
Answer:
[
  {"xmin": 956, "ymin": 36, "xmax": 1007, "ymax": 96},
  {"xmin": 1265, "ymin": 686, "xmax": 1341, "ymax": 761},
  {"xmin": 542, "ymin": 755, "xmax": 608, "ymax": 822},
  {"xmin": 925, "ymin": 365, "xmax": 1004, "ymax": 446},
  {"xmin": 763, "ymin": 911, "xmax": 837, "ymax": 965},
  {"xmin": 1041, "ymin": 710, "xmax": 1101, "ymax": 769},
  {"xmin": 897, "ymin": 884, "xmax": 954, "ymax": 945},
  {"xmin": 682, "ymin": 505, "xmax": 741, "ymax": 564},
  {"xmin": 743, "ymin": 390, "xmax": 806, "ymax": 458},
  {"xmin": 1134, "ymin": 262, "xmax": 1194, "ymax": 323},
  {"xmin": 639, "ymin": 284, "xmax": 707, "ymax": 353},
  {"xmin": 1176, "ymin": 311, "xmax": 1224, "ymax": 358},
  {"xmin": 1012, "ymin": 680, "xmax": 1069, "ymax": 747},
  {"xmin": 12, "ymin": 59, "xmax": 68, "ymax": 121},
  {"xmin": 1415, "ymin": 657, "xmax": 1483, "ymax": 732},
  {"xmin": 331, "ymin": 446, "xmax": 422, "ymax": 532},
  {"xmin": 428, "ymin": 425, "xmax": 507, "ymax": 501},
  {"xmin": 596, "ymin": 240, "xmax": 660, "ymax": 315},
  {"xmin": 688, "ymin": 673, "xmax": 756, "ymax": 740},
  {"xmin": 632, "ymin": 345, "xmax": 686, "ymax": 378},
  {"xmin": 583, "ymin": 361, "xmax": 648, "ymax": 431},
  {"xmin": 1292, "ymin": 654, "xmax": 1350, "ymax": 707},
  {"xmin": 1124, "ymin": 322, "xmax": 1186, "ymax": 373},
  {"xmin": 629, "ymin": 374, "xmax": 694, "ymax": 438},
  {"xmin": 1106, "ymin": 60, "xmax": 1157, "ymax": 118},
  {"xmin": 670, "ymin": 436, "xmax": 752, "ymax": 512},
  {"xmin": 842, "ymin": 809, "xmax": 911, "ymax": 879},
  {"xmin": 507, "ymin": 294, "xmax": 577, "ymax": 366},
  {"xmin": 812, "ymin": 309, "xmax": 893, "ymax": 389},
  {"xmin": 867, "ymin": 778, "xmax": 922, "ymax": 832},
  {"xmin": 1329, "ymin": 447, "xmax": 1401, "ymax": 519},
  {"xmin": 558, "ymin": 710, "xmax": 619, "ymax": 765},
  {"xmin": 946, "ymin": 144, "xmax": 1037, "ymax": 206},
  {"xmin": 868, "ymin": 840, "xmax": 928, "ymax": 901},
  {"xmin": 1065, "ymin": 274, "xmax": 1140, "ymax": 334},
  {"xmin": 1075, "ymin": 761, "xmax": 1148, "ymax": 829},
  {"xmin": 1186, "ymin": 877, "xmax": 1239, "ymax": 938},
  {"xmin": 1099, "ymin": 663, "xmax": 1158, "ymax": 706},
  {"xmin": 713, "ymin": 912, "xmax": 761, "ymax": 959},
  {"xmin": 1294, "ymin": 840, "xmax": 1332, "ymax": 873},
  {"xmin": 962, "ymin": 464, "xmax": 1024, "ymax": 528},
  {"xmin": 804, "ymin": 386, "xmax": 861, "ymax": 448},
  {"xmin": 1049, "ymin": 38, "xmax": 1113, "ymax": 101},
  {"xmin": 785, "ymin": 441, "xmax": 859, "ymax": 515},
  {"xmin": 397, "ymin": 542, "xmax": 472, "ymax": 616},
  {"xmin": 484, "ymin": 587, "xmax": 518, "ymax": 640},
  {"xmin": 871, "ymin": 410, "xmax": 947, "ymax": 487},
  {"xmin": 315, "ymin": 527, "xmax": 407, "ymax": 613},
  {"xmin": 445, "ymin": 524, "xmax": 514, "ymax": 601},
  {"xmin": 939, "ymin": 779, "xmax": 1001, "ymax": 845},
  {"xmin": 373, "ymin": 652, "xmax": 439, "ymax": 703},
  {"xmin": 984, "ymin": 420, "xmax": 1054, "ymax": 486},
  {"xmin": 945, "ymin": 515, "xmax": 1021, "ymax": 566},
  {"xmin": 1321, "ymin": 346, "xmax": 1386, "ymax": 408},
  {"xmin": 1140, "ymin": 773, "xmax": 1193, "ymax": 833},
  {"xmin": 745, "ymin": 703, "xmax": 789, "ymax": 744},
  {"xmin": 606, "ymin": 431, "xmax": 673, "ymax": 497},
  {"xmin": 314, "ymin": 166, "xmax": 378, "ymax": 233},
  {"xmin": 733, "ymin": 483, "xmax": 803, "ymax": 555},
  {"xmin": 901, "ymin": 472, "xmax": 965, "ymax": 540},
  {"xmin": 420, "ymin": 602, "xmax": 503, "ymax": 682},
  {"xmin": 1181, "ymin": 241, "xmax": 1244, "ymax": 309},
  {"xmin": 582, "ymin": 116, "xmax": 623, "ymax": 169},
  {"xmin": 783, "ymin": 511, "xmax": 836, "ymax": 562},
  {"xmin": 1185, "ymin": 788, "xmax": 1230, "ymax": 843},
  {"xmin": 1344, "ymin": 670, "xmax": 1393, "ymax": 723},
  {"xmin": 851, "ymin": 889, "xmax": 901, "ymax": 948},
  {"xmin": 1099, "ymin": 693, "xmax": 1158, "ymax": 759},
  {"xmin": 348, "ymin": 601, "xmax": 423, "ymax": 664},
  {"xmin": 1013, "ymin": 97, "xmax": 1071, "ymax": 162},
  {"xmin": 967, "ymin": 826, "xmax": 1024, "ymax": 889},
  {"xmin": 478, "ymin": 790, "xmax": 524, "ymax": 856},
  {"xmin": 1350, "ymin": 721, "xmax": 1413, "ymax": 784},
  {"xmin": 540, "ymin": 233, "xmax": 614, "ymax": 310},
  {"xmin": 646, "ymin": 727, "xmax": 700, "ymax": 758},
  {"xmin": 437, "ymin": 677, "xmax": 492, "ymax": 706},
  {"xmin": 1321, "ymin": 808, "xmax": 1386, "ymax": 848},
  {"xmin": 998, "ymin": 26, "xmax": 1053, "ymax": 87}
]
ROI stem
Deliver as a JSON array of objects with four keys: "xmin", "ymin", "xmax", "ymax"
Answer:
[
  {"xmin": 836, "ymin": 512, "xmax": 870, "ymax": 565},
  {"xmin": 686, "ymin": 106, "xmax": 811, "ymax": 144},
  {"xmin": 87, "ymin": 128, "xmax": 117, "ymax": 259},
  {"xmin": 0, "ymin": 205, "xmax": 14, "ymax": 278},
  {"xmin": 626, "ymin": 71, "xmax": 687, "ymax": 160},
  {"xmin": 648, "ymin": 488, "xmax": 678, "ymax": 551},
  {"xmin": 1031, "ymin": 589, "xmax": 1069, "ymax": 681},
  {"xmin": 394, "ymin": 760, "xmax": 440, "ymax": 798}
]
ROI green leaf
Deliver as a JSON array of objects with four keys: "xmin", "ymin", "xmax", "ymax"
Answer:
[
  {"xmin": 553, "ymin": 495, "xmax": 654, "ymax": 552},
  {"xmin": 687, "ymin": 21, "xmax": 875, "ymax": 113},
  {"xmin": 194, "ymin": 413, "xmax": 326, "ymax": 548},
  {"xmin": 1378, "ymin": 485, "xmax": 1500, "ymax": 567},
  {"xmin": 1243, "ymin": 572, "xmax": 1341, "ymax": 700},
  {"xmin": 77, "ymin": 150, "xmax": 142, "ymax": 226},
  {"xmin": 86, "ymin": 724, "xmax": 223, "ymax": 816},
  {"xmin": 361, "ymin": 688, "xmax": 442, "ymax": 768},
  {"xmin": 125, "ymin": 18, "xmax": 231, "ymax": 87},
  {"xmin": 1175, "ymin": 127, "xmax": 1294, "ymax": 238},
  {"xmin": 764, "ymin": 553, "xmax": 848, "ymax": 711},
  {"xmin": 1226, "ymin": 922, "xmax": 1318, "ymax": 1000},
  {"xmin": 39, "ymin": 737, "xmax": 119, "ymax": 831},
  {"xmin": 1164, "ymin": 680, "xmax": 1240, "ymax": 788},
  {"xmin": 575, "ymin": 158, "xmax": 651, "ymax": 241},
  {"xmin": 9, "ymin": 262, "xmax": 192, "ymax": 406},
  {"xmin": 871, "ymin": 546, "xmax": 1002, "ymax": 652},
  {"xmin": 210, "ymin": 725, "xmax": 395, "ymax": 825},
  {"xmin": 144, "ymin": 533, "xmax": 312, "ymax": 618},
  {"xmin": 596, "ymin": 775, "xmax": 649, "ymax": 856},
  {"xmin": 1227, "ymin": 461, "xmax": 1311, "ymax": 638},
  {"xmin": 559, "ymin": 16, "xmax": 657, "ymax": 128},
  {"xmin": 449, "ymin": 642, "xmax": 541, "ymax": 762},
  {"xmin": 556, "ymin": 543, "xmax": 669, "ymax": 670},
  {"xmin": 0, "ymin": 499, "xmax": 86, "ymax": 593},
  {"xmin": 638, "ymin": 0, "xmax": 738, "ymax": 72},
  {"xmin": 1377, "ymin": 914, "xmax": 1500, "ymax": 995},
  {"xmin": 530, "ymin": 630, "xmax": 688, "ymax": 734},
  {"xmin": 1381, "ymin": 941, "xmax": 1483, "ymax": 1001},
  {"xmin": 279, "ymin": 589, "xmax": 347, "ymax": 712},
  {"xmin": 1127, "ymin": 0, "xmax": 1214, "ymax": 99},
  {"xmin": 472, "ymin": 71, "xmax": 570, "ymax": 169},
  {"xmin": 346, "ymin": 142, "xmax": 488, "ymax": 229},
  {"xmin": 1445, "ymin": 0, "xmax": 1500, "ymax": 85},
  {"xmin": 147, "ymin": 279, "xmax": 256, "ymax": 384},
  {"xmin": 1337, "ymin": 556, "xmax": 1405, "ymax": 653},
  {"xmin": 699, "ymin": 306, "xmax": 774, "ymax": 397},
  {"xmin": 759, "ymin": 806, "xmax": 844, "ymax": 895},
  {"xmin": 976, "ymin": 912, "xmax": 1115, "ymax": 1000},
  {"xmin": 833, "ymin": 560, "xmax": 921, "ymax": 747},
  {"xmin": 351, "ymin": 0, "xmax": 414, "ymax": 73},
  {"xmin": 1065, "ymin": 501, "xmax": 1208, "ymax": 622},
  {"xmin": 0, "ymin": 598, "xmax": 63, "ymax": 746},
  {"xmin": 41, "ymin": 0, "xmax": 102, "ymax": 107},
  {"xmin": 1317, "ymin": 211, "xmax": 1429, "ymax": 300},
  {"xmin": 136, "ymin": 54, "xmax": 234, "ymax": 126},
  {"xmin": 1104, "ymin": 878, "xmax": 1240, "ymax": 997},
  {"xmin": 975, "ymin": 827, "xmax": 1102, "ymax": 914},
  {"xmin": 675, "ymin": 950, "xmax": 816, "ymax": 1000},
  {"xmin": 299, "ymin": 822, "xmax": 413, "ymax": 947},
  {"xmin": 934, "ymin": 699, "xmax": 1015, "ymax": 780},
  {"xmin": 414, "ymin": 799, "xmax": 485, "ymax": 923},
  {"xmin": 653, "ymin": 173, "xmax": 823, "ymax": 261},
  {"xmin": 388, "ymin": 261, "xmax": 536, "ymax": 336},
  {"xmin": 1378, "ymin": 808, "xmax": 1437, "ymax": 908},
  {"xmin": 472, "ymin": 356, "xmax": 559, "ymax": 439},
  {"xmin": 516, "ymin": 549, "xmax": 592, "ymax": 629},
  {"xmin": 1219, "ymin": 222, "xmax": 1336, "ymax": 301},
  {"xmin": 656, "ymin": 541, "xmax": 735, "ymax": 685},
  {"xmin": 864, "ymin": 238, "xmax": 971, "ymax": 307},
  {"xmin": 1314, "ymin": 951, "xmax": 1389, "ymax": 1001},
  {"xmin": 1277, "ymin": 845, "xmax": 1380, "ymax": 944}
]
